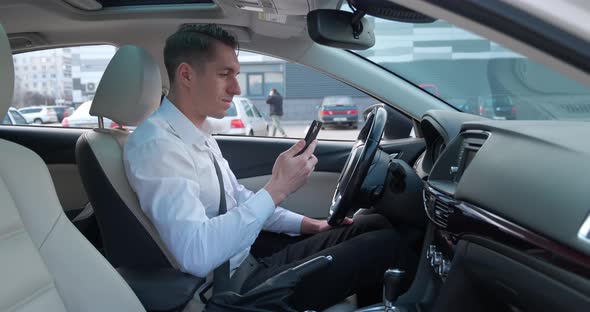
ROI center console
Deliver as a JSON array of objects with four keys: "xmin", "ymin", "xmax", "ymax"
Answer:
[{"xmin": 422, "ymin": 130, "xmax": 489, "ymax": 280}]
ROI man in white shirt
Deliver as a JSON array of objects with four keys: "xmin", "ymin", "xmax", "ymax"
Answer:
[{"xmin": 125, "ymin": 24, "xmax": 403, "ymax": 310}]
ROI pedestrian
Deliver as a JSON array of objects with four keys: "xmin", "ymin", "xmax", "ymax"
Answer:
[{"xmin": 266, "ymin": 88, "xmax": 287, "ymax": 137}]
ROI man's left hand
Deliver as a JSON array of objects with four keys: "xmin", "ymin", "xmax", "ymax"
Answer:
[{"xmin": 301, "ymin": 216, "xmax": 354, "ymax": 234}]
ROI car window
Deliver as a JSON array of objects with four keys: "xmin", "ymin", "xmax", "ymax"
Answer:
[
  {"xmin": 20, "ymin": 108, "xmax": 41, "ymax": 114},
  {"xmin": 244, "ymin": 100, "xmax": 254, "ymax": 117},
  {"xmin": 221, "ymin": 51, "xmax": 411, "ymax": 140},
  {"xmin": 251, "ymin": 103, "xmax": 263, "ymax": 118},
  {"xmin": 8, "ymin": 45, "xmax": 117, "ymax": 128},
  {"xmin": 322, "ymin": 96, "xmax": 353, "ymax": 106},
  {"xmin": 1, "ymin": 114, "xmax": 10, "ymax": 125},
  {"xmin": 226, "ymin": 101, "xmax": 238, "ymax": 117},
  {"xmin": 11, "ymin": 111, "xmax": 28, "ymax": 124}
]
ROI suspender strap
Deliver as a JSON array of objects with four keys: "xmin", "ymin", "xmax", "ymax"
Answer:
[{"xmin": 212, "ymin": 157, "xmax": 230, "ymax": 294}]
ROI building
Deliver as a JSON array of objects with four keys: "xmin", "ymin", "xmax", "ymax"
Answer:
[
  {"xmin": 71, "ymin": 45, "xmax": 117, "ymax": 105},
  {"xmin": 12, "ymin": 48, "xmax": 73, "ymax": 107},
  {"xmin": 12, "ymin": 45, "xmax": 116, "ymax": 109}
]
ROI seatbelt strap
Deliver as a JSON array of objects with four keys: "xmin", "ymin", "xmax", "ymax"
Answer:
[{"xmin": 212, "ymin": 156, "xmax": 230, "ymax": 294}]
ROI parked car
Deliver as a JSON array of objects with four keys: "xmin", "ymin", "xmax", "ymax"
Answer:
[
  {"xmin": 214, "ymin": 96, "xmax": 268, "ymax": 136},
  {"xmin": 461, "ymin": 95, "xmax": 517, "ymax": 120},
  {"xmin": 1, "ymin": 107, "xmax": 28, "ymax": 125},
  {"xmin": 18, "ymin": 105, "xmax": 58, "ymax": 124},
  {"xmin": 318, "ymin": 96, "xmax": 358, "ymax": 129},
  {"xmin": 61, "ymin": 101, "xmax": 122, "ymax": 128},
  {"xmin": 53, "ymin": 105, "xmax": 75, "ymax": 122}
]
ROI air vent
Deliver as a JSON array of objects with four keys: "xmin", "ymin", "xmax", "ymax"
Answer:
[{"xmin": 432, "ymin": 199, "xmax": 453, "ymax": 228}]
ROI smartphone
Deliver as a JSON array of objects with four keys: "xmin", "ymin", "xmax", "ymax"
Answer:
[{"xmin": 295, "ymin": 120, "xmax": 323, "ymax": 156}]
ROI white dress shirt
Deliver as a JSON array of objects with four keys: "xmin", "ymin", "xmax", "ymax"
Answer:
[{"xmin": 124, "ymin": 98, "xmax": 304, "ymax": 278}]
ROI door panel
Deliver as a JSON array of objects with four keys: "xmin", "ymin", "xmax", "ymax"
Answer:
[
  {"xmin": 0, "ymin": 126, "xmax": 84, "ymax": 164},
  {"xmin": 217, "ymin": 135, "xmax": 426, "ymax": 218},
  {"xmin": 239, "ymin": 172, "xmax": 339, "ymax": 219}
]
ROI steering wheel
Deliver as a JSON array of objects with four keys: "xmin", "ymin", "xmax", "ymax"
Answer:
[{"xmin": 327, "ymin": 106, "xmax": 387, "ymax": 226}]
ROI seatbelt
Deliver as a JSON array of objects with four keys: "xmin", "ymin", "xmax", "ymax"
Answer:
[{"xmin": 212, "ymin": 157, "xmax": 230, "ymax": 295}]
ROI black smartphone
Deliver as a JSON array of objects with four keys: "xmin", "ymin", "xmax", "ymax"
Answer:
[{"xmin": 295, "ymin": 120, "xmax": 323, "ymax": 156}]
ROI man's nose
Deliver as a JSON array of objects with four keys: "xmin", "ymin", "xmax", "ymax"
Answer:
[{"xmin": 229, "ymin": 77, "xmax": 241, "ymax": 95}]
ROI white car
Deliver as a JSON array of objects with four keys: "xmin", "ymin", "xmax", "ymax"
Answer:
[
  {"xmin": 18, "ymin": 105, "xmax": 58, "ymax": 124},
  {"xmin": 214, "ymin": 96, "xmax": 268, "ymax": 136},
  {"xmin": 61, "ymin": 101, "xmax": 119, "ymax": 128}
]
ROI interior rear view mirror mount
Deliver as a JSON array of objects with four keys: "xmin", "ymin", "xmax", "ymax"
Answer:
[{"xmin": 307, "ymin": 9, "xmax": 375, "ymax": 50}]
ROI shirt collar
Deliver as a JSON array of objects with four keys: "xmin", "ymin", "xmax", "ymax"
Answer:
[{"xmin": 159, "ymin": 97, "xmax": 213, "ymax": 150}]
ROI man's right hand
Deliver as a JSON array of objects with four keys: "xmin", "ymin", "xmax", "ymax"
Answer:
[{"xmin": 264, "ymin": 139, "xmax": 318, "ymax": 205}]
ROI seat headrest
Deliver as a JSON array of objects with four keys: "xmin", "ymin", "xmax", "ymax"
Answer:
[
  {"xmin": 0, "ymin": 24, "xmax": 14, "ymax": 121},
  {"xmin": 90, "ymin": 45, "xmax": 161, "ymax": 127}
]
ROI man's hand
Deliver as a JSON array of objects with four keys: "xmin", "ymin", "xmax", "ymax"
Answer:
[
  {"xmin": 300, "ymin": 216, "xmax": 354, "ymax": 234},
  {"xmin": 264, "ymin": 139, "xmax": 318, "ymax": 205}
]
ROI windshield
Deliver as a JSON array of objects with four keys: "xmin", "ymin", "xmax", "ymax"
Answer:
[{"xmin": 350, "ymin": 16, "xmax": 590, "ymax": 121}]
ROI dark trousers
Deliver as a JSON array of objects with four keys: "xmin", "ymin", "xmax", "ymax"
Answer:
[{"xmin": 242, "ymin": 214, "xmax": 401, "ymax": 311}]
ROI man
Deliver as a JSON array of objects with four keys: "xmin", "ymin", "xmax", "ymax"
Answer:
[
  {"xmin": 266, "ymin": 88, "xmax": 287, "ymax": 137},
  {"xmin": 124, "ymin": 24, "xmax": 402, "ymax": 310}
]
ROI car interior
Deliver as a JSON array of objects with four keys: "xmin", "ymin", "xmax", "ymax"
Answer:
[{"xmin": 0, "ymin": 0, "xmax": 589, "ymax": 312}]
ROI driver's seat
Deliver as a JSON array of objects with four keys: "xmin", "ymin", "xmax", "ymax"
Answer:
[{"xmin": 75, "ymin": 45, "xmax": 181, "ymax": 270}]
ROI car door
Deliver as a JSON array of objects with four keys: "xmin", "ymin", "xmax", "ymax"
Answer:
[
  {"xmin": 240, "ymin": 99, "xmax": 259, "ymax": 135},
  {"xmin": 217, "ymin": 124, "xmax": 424, "ymax": 219},
  {"xmin": 245, "ymin": 99, "xmax": 266, "ymax": 136}
]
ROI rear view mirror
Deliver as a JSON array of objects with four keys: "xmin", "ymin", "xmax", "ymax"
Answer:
[{"xmin": 307, "ymin": 9, "xmax": 375, "ymax": 50}]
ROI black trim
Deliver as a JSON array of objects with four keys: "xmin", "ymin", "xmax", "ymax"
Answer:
[
  {"xmin": 0, "ymin": 126, "xmax": 85, "ymax": 164},
  {"xmin": 76, "ymin": 133, "xmax": 171, "ymax": 269},
  {"xmin": 429, "ymin": 0, "xmax": 590, "ymax": 76}
]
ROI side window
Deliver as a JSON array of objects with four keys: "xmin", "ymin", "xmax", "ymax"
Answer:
[
  {"xmin": 244, "ymin": 101, "xmax": 254, "ymax": 118},
  {"xmin": 1, "ymin": 114, "xmax": 10, "ymax": 125},
  {"xmin": 11, "ymin": 111, "xmax": 28, "ymax": 125},
  {"xmin": 251, "ymin": 103, "xmax": 263, "ymax": 118},
  {"xmin": 217, "ymin": 51, "xmax": 412, "ymax": 140},
  {"xmin": 9, "ymin": 45, "xmax": 117, "ymax": 128}
]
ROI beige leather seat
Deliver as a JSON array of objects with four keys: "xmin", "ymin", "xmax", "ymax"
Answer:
[
  {"xmin": 75, "ymin": 45, "xmax": 182, "ymax": 270},
  {"xmin": 0, "ymin": 24, "xmax": 145, "ymax": 312}
]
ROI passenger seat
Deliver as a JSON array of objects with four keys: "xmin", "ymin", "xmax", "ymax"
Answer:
[{"xmin": 0, "ymin": 23, "xmax": 145, "ymax": 312}]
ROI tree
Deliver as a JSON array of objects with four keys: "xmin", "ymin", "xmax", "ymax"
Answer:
[{"xmin": 23, "ymin": 91, "xmax": 55, "ymax": 106}]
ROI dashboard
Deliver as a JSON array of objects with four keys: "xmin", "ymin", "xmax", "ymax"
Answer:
[{"xmin": 414, "ymin": 110, "xmax": 590, "ymax": 283}]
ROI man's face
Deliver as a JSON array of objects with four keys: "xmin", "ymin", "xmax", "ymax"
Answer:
[{"xmin": 188, "ymin": 42, "xmax": 241, "ymax": 120}]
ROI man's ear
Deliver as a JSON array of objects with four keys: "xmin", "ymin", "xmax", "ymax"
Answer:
[{"xmin": 176, "ymin": 62, "xmax": 193, "ymax": 87}]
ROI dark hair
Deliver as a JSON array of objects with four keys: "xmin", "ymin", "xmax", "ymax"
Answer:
[{"xmin": 164, "ymin": 24, "xmax": 238, "ymax": 84}]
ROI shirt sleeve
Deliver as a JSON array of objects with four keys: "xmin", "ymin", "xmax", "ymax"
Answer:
[
  {"xmin": 124, "ymin": 138, "xmax": 275, "ymax": 278},
  {"xmin": 232, "ymin": 173, "xmax": 304, "ymax": 235}
]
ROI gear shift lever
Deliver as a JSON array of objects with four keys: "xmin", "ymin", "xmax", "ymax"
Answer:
[{"xmin": 383, "ymin": 269, "xmax": 405, "ymax": 311}]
